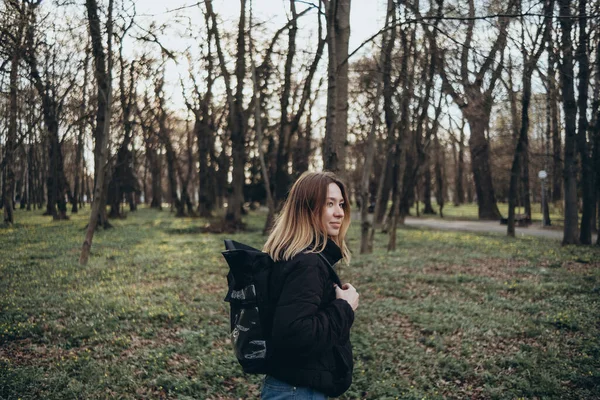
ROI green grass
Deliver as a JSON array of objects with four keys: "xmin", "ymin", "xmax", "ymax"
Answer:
[{"xmin": 1, "ymin": 206, "xmax": 599, "ymax": 399}]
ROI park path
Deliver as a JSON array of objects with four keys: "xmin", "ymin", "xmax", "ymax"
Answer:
[{"xmin": 353, "ymin": 212, "xmax": 598, "ymax": 242}]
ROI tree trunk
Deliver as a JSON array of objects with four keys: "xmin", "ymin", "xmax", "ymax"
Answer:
[
  {"xmin": 427, "ymin": 0, "xmax": 513, "ymax": 220},
  {"xmin": 206, "ymin": 0, "xmax": 246, "ymax": 229},
  {"xmin": 456, "ymin": 120, "xmax": 466, "ymax": 205},
  {"xmin": 592, "ymin": 30, "xmax": 600, "ymax": 242},
  {"xmin": 73, "ymin": 50, "xmax": 89, "ymax": 214},
  {"xmin": 149, "ymin": 147, "xmax": 162, "ymax": 209},
  {"xmin": 508, "ymin": 76, "xmax": 533, "ymax": 236},
  {"xmin": 464, "ymin": 113, "xmax": 502, "ymax": 219},
  {"xmin": 371, "ymin": 2, "xmax": 397, "ymax": 231},
  {"xmin": 548, "ymin": 30, "xmax": 562, "ymax": 202},
  {"xmin": 422, "ymin": 157, "xmax": 435, "ymax": 214},
  {"xmin": 508, "ymin": 3, "xmax": 552, "ymax": 235},
  {"xmin": 23, "ymin": 3, "xmax": 69, "ymax": 221},
  {"xmin": 576, "ymin": 0, "xmax": 593, "ymax": 244},
  {"xmin": 80, "ymin": 0, "xmax": 114, "ymax": 265},
  {"xmin": 557, "ymin": 0, "xmax": 580, "ymax": 244},
  {"xmin": 434, "ymin": 133, "xmax": 445, "ymax": 218},
  {"xmin": 194, "ymin": 10, "xmax": 217, "ymax": 218},
  {"xmin": 109, "ymin": 47, "xmax": 136, "ymax": 219},
  {"xmin": 361, "ymin": 0, "xmax": 393, "ymax": 254},
  {"xmin": 223, "ymin": 0, "xmax": 247, "ymax": 230},
  {"xmin": 3, "ymin": 15, "xmax": 21, "ymax": 225},
  {"xmin": 388, "ymin": 27, "xmax": 410, "ymax": 252},
  {"xmin": 323, "ymin": 0, "xmax": 350, "ymax": 176},
  {"xmin": 273, "ymin": 1, "xmax": 297, "ymax": 205},
  {"xmin": 249, "ymin": 4, "xmax": 275, "ymax": 235}
]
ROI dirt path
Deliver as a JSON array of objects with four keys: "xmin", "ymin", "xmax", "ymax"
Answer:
[{"xmin": 355, "ymin": 213, "xmax": 598, "ymax": 242}]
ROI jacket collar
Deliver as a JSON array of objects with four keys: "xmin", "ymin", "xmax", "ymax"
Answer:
[{"xmin": 320, "ymin": 238, "xmax": 343, "ymax": 266}]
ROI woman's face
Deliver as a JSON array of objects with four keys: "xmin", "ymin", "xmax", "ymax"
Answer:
[{"xmin": 322, "ymin": 183, "xmax": 345, "ymax": 237}]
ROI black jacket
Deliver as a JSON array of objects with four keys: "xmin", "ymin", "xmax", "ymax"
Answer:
[{"xmin": 266, "ymin": 240, "xmax": 354, "ymax": 398}]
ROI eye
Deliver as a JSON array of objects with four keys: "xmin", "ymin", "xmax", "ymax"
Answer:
[{"xmin": 327, "ymin": 202, "xmax": 334, "ymax": 207}]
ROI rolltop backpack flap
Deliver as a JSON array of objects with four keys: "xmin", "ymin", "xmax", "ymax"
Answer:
[{"xmin": 221, "ymin": 240, "xmax": 274, "ymax": 374}]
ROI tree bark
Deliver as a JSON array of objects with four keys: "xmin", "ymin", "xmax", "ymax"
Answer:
[
  {"xmin": 576, "ymin": 0, "xmax": 593, "ymax": 244},
  {"xmin": 557, "ymin": 0, "xmax": 580, "ymax": 244},
  {"xmin": 154, "ymin": 76, "xmax": 184, "ymax": 217},
  {"xmin": 434, "ymin": 132, "xmax": 445, "ymax": 218},
  {"xmin": 424, "ymin": 0, "xmax": 514, "ymax": 220},
  {"xmin": 323, "ymin": 0, "xmax": 351, "ymax": 176},
  {"xmin": 73, "ymin": 48, "xmax": 90, "ymax": 214},
  {"xmin": 388, "ymin": 27, "xmax": 411, "ymax": 252},
  {"xmin": 206, "ymin": 0, "xmax": 246, "ymax": 230},
  {"xmin": 3, "ymin": 0, "xmax": 25, "ymax": 225},
  {"xmin": 361, "ymin": 0, "xmax": 393, "ymax": 254},
  {"xmin": 456, "ymin": 120, "xmax": 466, "ymax": 205},
  {"xmin": 23, "ymin": 3, "xmax": 69, "ymax": 221},
  {"xmin": 507, "ymin": 0, "xmax": 552, "ymax": 236},
  {"xmin": 109, "ymin": 34, "xmax": 137, "ymax": 219},
  {"xmin": 80, "ymin": 0, "xmax": 114, "ymax": 265},
  {"xmin": 548, "ymin": 31, "xmax": 562, "ymax": 202},
  {"xmin": 249, "ymin": 0, "xmax": 275, "ymax": 235},
  {"xmin": 273, "ymin": 0, "xmax": 298, "ymax": 204}
]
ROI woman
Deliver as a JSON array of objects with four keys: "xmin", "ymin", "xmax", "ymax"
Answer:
[{"xmin": 261, "ymin": 171, "xmax": 359, "ymax": 399}]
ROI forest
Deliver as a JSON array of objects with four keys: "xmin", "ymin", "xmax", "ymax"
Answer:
[
  {"xmin": 1, "ymin": 0, "xmax": 599, "ymax": 258},
  {"xmin": 2, "ymin": 1, "xmax": 600, "ymax": 399}
]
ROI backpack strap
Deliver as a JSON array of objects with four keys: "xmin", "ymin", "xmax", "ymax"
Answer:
[{"xmin": 317, "ymin": 252, "xmax": 342, "ymax": 287}]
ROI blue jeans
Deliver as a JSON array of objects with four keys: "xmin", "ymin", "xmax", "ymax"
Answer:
[{"xmin": 261, "ymin": 375, "xmax": 328, "ymax": 400}]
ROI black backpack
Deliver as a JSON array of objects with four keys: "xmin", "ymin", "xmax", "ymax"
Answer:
[
  {"xmin": 221, "ymin": 239, "xmax": 340, "ymax": 374},
  {"xmin": 222, "ymin": 239, "xmax": 275, "ymax": 374}
]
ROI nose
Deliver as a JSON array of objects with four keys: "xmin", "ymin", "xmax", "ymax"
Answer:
[{"xmin": 334, "ymin": 204, "xmax": 344, "ymax": 217}]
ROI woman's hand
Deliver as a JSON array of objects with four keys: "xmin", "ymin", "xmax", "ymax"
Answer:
[{"xmin": 334, "ymin": 283, "xmax": 359, "ymax": 311}]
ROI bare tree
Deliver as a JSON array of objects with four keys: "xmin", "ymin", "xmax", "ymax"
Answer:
[
  {"xmin": 21, "ymin": 1, "xmax": 72, "ymax": 221},
  {"xmin": 80, "ymin": 0, "xmax": 114, "ymax": 265},
  {"xmin": 205, "ymin": 0, "xmax": 247, "ymax": 230},
  {"xmin": 557, "ymin": 0, "xmax": 579, "ymax": 244},
  {"xmin": 274, "ymin": 1, "xmax": 325, "ymax": 206},
  {"xmin": 2, "ymin": 0, "xmax": 28, "ymax": 224},
  {"xmin": 576, "ymin": 0, "xmax": 593, "ymax": 244},
  {"xmin": 153, "ymin": 72, "xmax": 184, "ymax": 217},
  {"xmin": 72, "ymin": 47, "xmax": 90, "ymax": 213},
  {"xmin": 425, "ymin": 0, "xmax": 516, "ymax": 220},
  {"xmin": 109, "ymin": 8, "xmax": 138, "ymax": 218},
  {"xmin": 507, "ymin": 0, "xmax": 553, "ymax": 237},
  {"xmin": 359, "ymin": 0, "xmax": 393, "ymax": 254}
]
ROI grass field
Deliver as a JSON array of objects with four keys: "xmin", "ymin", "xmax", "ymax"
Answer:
[{"xmin": 1, "ymin": 207, "xmax": 599, "ymax": 399}]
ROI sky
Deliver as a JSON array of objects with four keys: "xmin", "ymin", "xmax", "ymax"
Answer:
[{"xmin": 130, "ymin": 0, "xmax": 387, "ymax": 114}]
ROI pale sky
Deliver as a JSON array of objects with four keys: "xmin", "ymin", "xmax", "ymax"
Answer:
[{"xmin": 130, "ymin": 0, "xmax": 387, "ymax": 114}]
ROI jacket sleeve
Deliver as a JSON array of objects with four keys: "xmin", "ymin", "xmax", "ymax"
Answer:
[{"xmin": 270, "ymin": 257, "xmax": 354, "ymax": 358}]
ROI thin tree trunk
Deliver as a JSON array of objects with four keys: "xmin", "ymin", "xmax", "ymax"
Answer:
[
  {"xmin": 80, "ymin": 0, "xmax": 114, "ymax": 265},
  {"xmin": 206, "ymin": 0, "xmax": 246, "ymax": 229},
  {"xmin": 361, "ymin": 0, "xmax": 392, "ymax": 254},
  {"xmin": 273, "ymin": 0, "xmax": 298, "ymax": 205},
  {"xmin": 249, "ymin": 0, "xmax": 275, "ymax": 234},
  {"xmin": 388, "ymin": 27, "xmax": 410, "ymax": 252},
  {"xmin": 3, "ymin": 6, "xmax": 23, "ymax": 224},
  {"xmin": 434, "ymin": 132, "xmax": 445, "ymax": 218},
  {"xmin": 548, "ymin": 32, "xmax": 562, "ymax": 202},
  {"xmin": 577, "ymin": 0, "xmax": 593, "ymax": 244},
  {"xmin": 508, "ymin": 1, "xmax": 552, "ymax": 236},
  {"xmin": 557, "ymin": 0, "xmax": 580, "ymax": 244},
  {"xmin": 73, "ymin": 48, "xmax": 90, "ymax": 214}
]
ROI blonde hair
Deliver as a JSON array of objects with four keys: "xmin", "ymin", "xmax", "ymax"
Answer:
[{"xmin": 263, "ymin": 171, "xmax": 351, "ymax": 264}]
